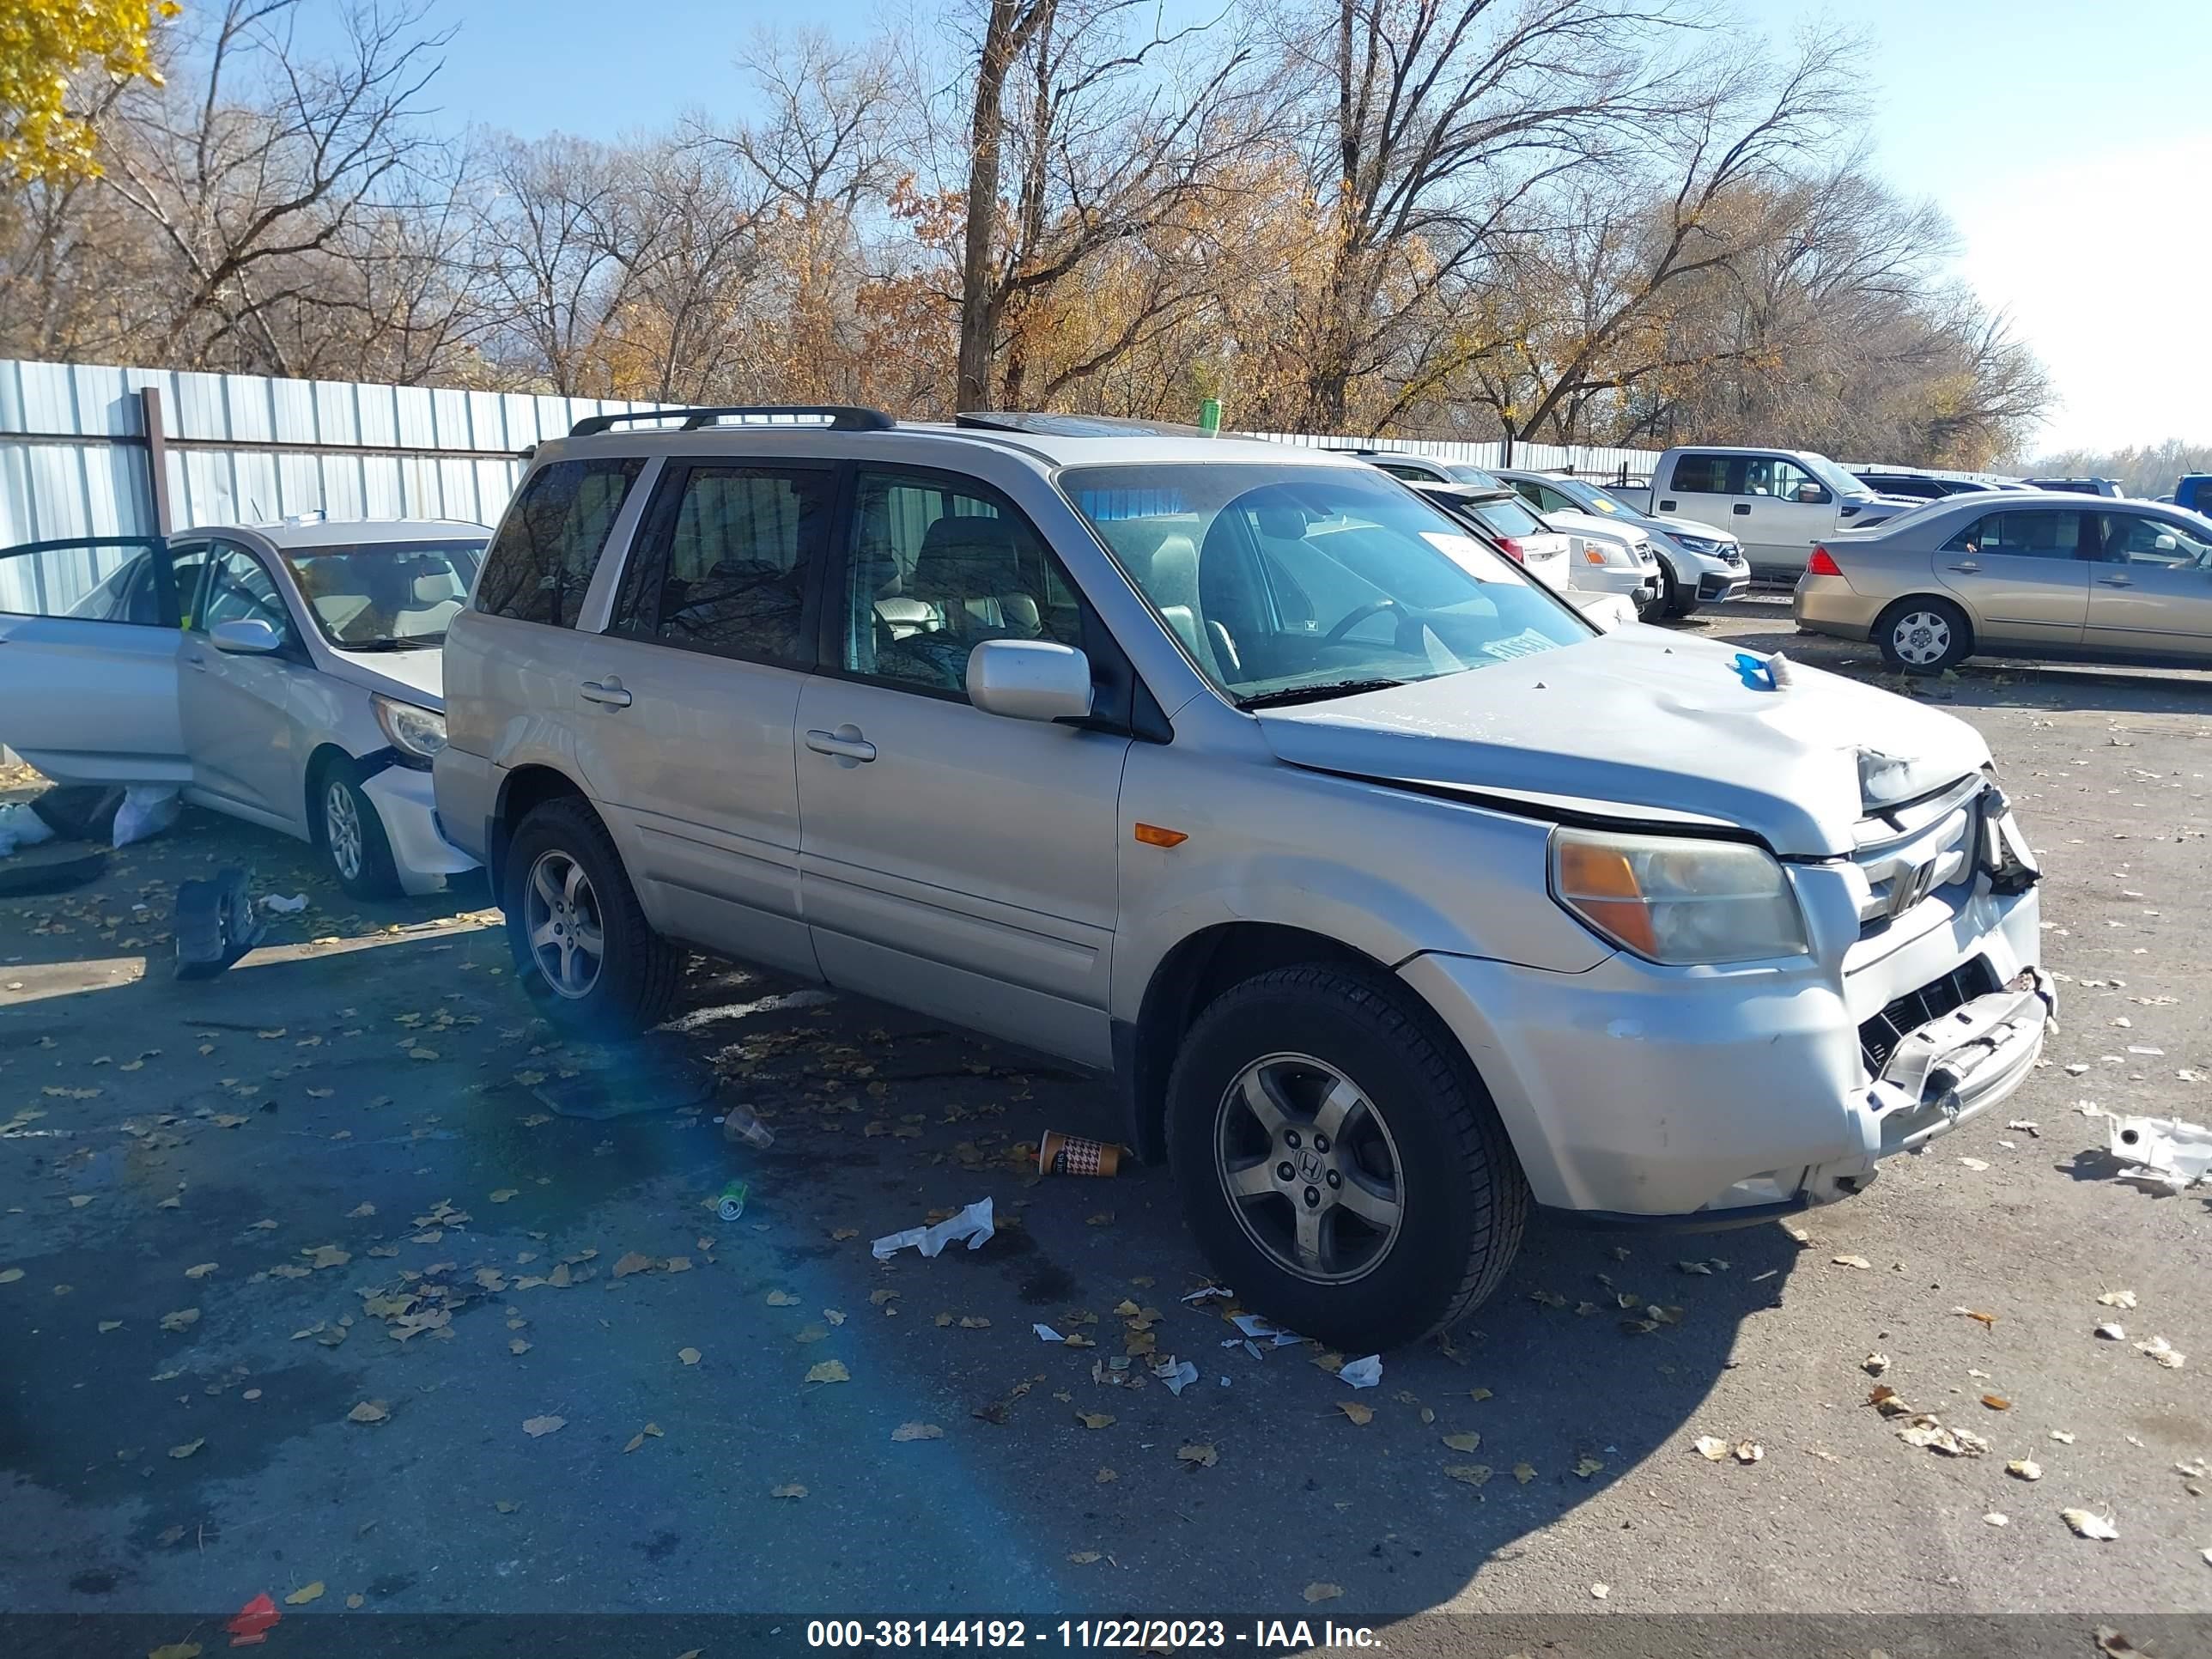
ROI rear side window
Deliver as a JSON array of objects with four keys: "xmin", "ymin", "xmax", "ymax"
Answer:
[
  {"xmin": 611, "ymin": 464, "xmax": 832, "ymax": 665},
  {"xmin": 475, "ymin": 458, "xmax": 645, "ymax": 628},
  {"xmin": 1941, "ymin": 510, "xmax": 2083, "ymax": 559},
  {"xmin": 1668, "ymin": 453, "xmax": 1732, "ymax": 494}
]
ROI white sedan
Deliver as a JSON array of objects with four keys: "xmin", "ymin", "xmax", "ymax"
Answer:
[{"xmin": 0, "ymin": 518, "xmax": 488, "ymax": 896}]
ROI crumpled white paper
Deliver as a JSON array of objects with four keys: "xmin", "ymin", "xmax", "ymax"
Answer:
[{"xmin": 872, "ymin": 1197, "xmax": 995, "ymax": 1261}]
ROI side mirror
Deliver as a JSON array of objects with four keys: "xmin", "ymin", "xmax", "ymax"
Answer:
[
  {"xmin": 1795, "ymin": 483, "xmax": 1829, "ymax": 504},
  {"xmin": 966, "ymin": 638, "xmax": 1094, "ymax": 724},
  {"xmin": 210, "ymin": 617, "xmax": 283, "ymax": 654},
  {"xmin": 2154, "ymin": 532, "xmax": 2177, "ymax": 552}
]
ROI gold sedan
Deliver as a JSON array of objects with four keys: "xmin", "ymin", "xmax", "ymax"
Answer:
[{"xmin": 1795, "ymin": 495, "xmax": 2212, "ymax": 672}]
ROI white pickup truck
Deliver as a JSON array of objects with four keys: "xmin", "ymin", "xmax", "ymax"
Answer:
[{"xmin": 1613, "ymin": 447, "xmax": 1916, "ymax": 582}]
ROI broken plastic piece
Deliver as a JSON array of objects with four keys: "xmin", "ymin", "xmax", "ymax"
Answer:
[
  {"xmin": 2105, "ymin": 1113, "xmax": 2212, "ymax": 1191},
  {"xmin": 1180, "ymin": 1284, "xmax": 1233, "ymax": 1305},
  {"xmin": 872, "ymin": 1198, "xmax": 994, "ymax": 1261},
  {"xmin": 1229, "ymin": 1312, "xmax": 1305, "ymax": 1348},
  {"xmin": 261, "ymin": 892, "xmax": 308, "ymax": 914},
  {"xmin": 1338, "ymin": 1354, "xmax": 1382, "ymax": 1389},
  {"xmin": 1033, "ymin": 1323, "xmax": 1065, "ymax": 1343},
  {"xmin": 1152, "ymin": 1358, "xmax": 1198, "ymax": 1395},
  {"xmin": 226, "ymin": 1590, "xmax": 282, "ymax": 1645}
]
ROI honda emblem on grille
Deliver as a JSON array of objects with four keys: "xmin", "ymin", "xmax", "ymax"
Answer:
[{"xmin": 1890, "ymin": 856, "xmax": 1939, "ymax": 917}]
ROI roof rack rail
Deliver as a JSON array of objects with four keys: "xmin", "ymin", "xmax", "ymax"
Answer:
[{"xmin": 569, "ymin": 404, "xmax": 895, "ymax": 438}]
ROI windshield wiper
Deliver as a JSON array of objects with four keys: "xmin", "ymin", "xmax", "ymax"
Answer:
[
  {"xmin": 334, "ymin": 637, "xmax": 442, "ymax": 652},
  {"xmin": 1237, "ymin": 677, "xmax": 1408, "ymax": 709}
]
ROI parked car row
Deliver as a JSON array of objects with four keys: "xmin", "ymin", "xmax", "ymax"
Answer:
[{"xmin": 0, "ymin": 408, "xmax": 2061, "ymax": 1352}]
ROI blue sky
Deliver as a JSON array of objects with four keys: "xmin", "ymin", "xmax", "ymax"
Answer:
[{"xmin": 381, "ymin": 0, "xmax": 2209, "ymax": 453}]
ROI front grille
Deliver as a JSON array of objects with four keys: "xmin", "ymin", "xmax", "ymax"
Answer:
[
  {"xmin": 1858, "ymin": 957, "xmax": 1998, "ymax": 1076},
  {"xmin": 1852, "ymin": 776, "xmax": 1983, "ymax": 935}
]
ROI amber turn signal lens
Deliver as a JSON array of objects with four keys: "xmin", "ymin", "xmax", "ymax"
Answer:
[
  {"xmin": 1133, "ymin": 823, "xmax": 1188, "ymax": 848},
  {"xmin": 1553, "ymin": 839, "xmax": 1658, "ymax": 955}
]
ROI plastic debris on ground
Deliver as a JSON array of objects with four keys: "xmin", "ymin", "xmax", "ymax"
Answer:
[
  {"xmin": 1152, "ymin": 1358, "xmax": 1199, "ymax": 1395},
  {"xmin": 872, "ymin": 1198, "xmax": 995, "ymax": 1261},
  {"xmin": 1338, "ymin": 1354, "xmax": 1383, "ymax": 1389},
  {"xmin": 1180, "ymin": 1284, "xmax": 1233, "ymax": 1305},
  {"xmin": 226, "ymin": 1590, "xmax": 283, "ymax": 1644},
  {"xmin": 720, "ymin": 1099, "xmax": 777, "ymax": 1149},
  {"xmin": 1033, "ymin": 1323, "xmax": 1065, "ymax": 1343},
  {"xmin": 261, "ymin": 892, "xmax": 308, "ymax": 914},
  {"xmin": 173, "ymin": 867, "xmax": 265, "ymax": 978},
  {"xmin": 0, "ymin": 800, "xmax": 57, "ymax": 857},
  {"xmin": 1229, "ymin": 1312, "xmax": 1305, "ymax": 1348},
  {"xmin": 2105, "ymin": 1113, "xmax": 2212, "ymax": 1190},
  {"xmin": 715, "ymin": 1181, "xmax": 750, "ymax": 1222},
  {"xmin": 112, "ymin": 785, "xmax": 179, "ymax": 848}
]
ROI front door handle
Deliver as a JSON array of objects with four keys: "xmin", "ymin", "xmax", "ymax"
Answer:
[
  {"xmin": 185, "ymin": 651, "xmax": 210, "ymax": 671},
  {"xmin": 1732, "ymin": 503, "xmax": 1752, "ymax": 515},
  {"xmin": 1947, "ymin": 561, "xmax": 1981, "ymax": 573},
  {"xmin": 2097, "ymin": 575, "xmax": 2134, "ymax": 587},
  {"xmin": 579, "ymin": 678, "xmax": 632, "ymax": 708},
  {"xmin": 805, "ymin": 726, "xmax": 877, "ymax": 763}
]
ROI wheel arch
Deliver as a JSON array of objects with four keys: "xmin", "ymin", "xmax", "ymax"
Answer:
[
  {"xmin": 1118, "ymin": 921, "xmax": 1463, "ymax": 1164},
  {"xmin": 489, "ymin": 763, "xmax": 592, "ymax": 895},
  {"xmin": 301, "ymin": 743, "xmax": 354, "ymax": 848}
]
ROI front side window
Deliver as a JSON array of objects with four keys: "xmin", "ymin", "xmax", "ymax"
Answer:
[
  {"xmin": 475, "ymin": 457, "xmax": 645, "ymax": 628},
  {"xmin": 1741, "ymin": 457, "xmax": 1823, "ymax": 502},
  {"xmin": 284, "ymin": 541, "xmax": 484, "ymax": 650},
  {"xmin": 2098, "ymin": 514, "xmax": 2212, "ymax": 568},
  {"xmin": 1063, "ymin": 464, "xmax": 1587, "ymax": 708},
  {"xmin": 1942, "ymin": 510, "xmax": 2083, "ymax": 559},
  {"xmin": 613, "ymin": 465, "xmax": 830, "ymax": 664},
  {"xmin": 0, "ymin": 538, "xmax": 171, "ymax": 623},
  {"xmin": 841, "ymin": 470, "xmax": 1085, "ymax": 696},
  {"xmin": 199, "ymin": 544, "xmax": 296, "ymax": 646}
]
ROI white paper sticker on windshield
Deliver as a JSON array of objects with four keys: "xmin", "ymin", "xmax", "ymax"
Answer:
[{"xmin": 1480, "ymin": 628, "xmax": 1556, "ymax": 661}]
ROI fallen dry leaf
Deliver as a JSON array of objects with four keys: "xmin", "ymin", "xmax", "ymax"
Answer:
[
  {"xmin": 284, "ymin": 1583, "xmax": 324, "ymax": 1607},
  {"xmin": 678, "ymin": 1346, "xmax": 702, "ymax": 1366},
  {"xmin": 1095, "ymin": 1467, "xmax": 1117, "ymax": 1483},
  {"xmin": 168, "ymin": 1438, "xmax": 204, "ymax": 1459},
  {"xmin": 1862, "ymin": 1352, "xmax": 1890, "ymax": 1376},
  {"xmin": 1068, "ymin": 1551, "xmax": 1101, "ymax": 1565},
  {"xmin": 489, "ymin": 1189, "xmax": 518, "ymax": 1203},
  {"xmin": 611, "ymin": 1252, "xmax": 655, "ymax": 1279},
  {"xmin": 1573, "ymin": 1455, "xmax": 1605, "ymax": 1479},
  {"xmin": 771, "ymin": 1483, "xmax": 806, "ymax": 1499},
  {"xmin": 1982, "ymin": 1394, "xmax": 2013, "ymax": 1411},
  {"xmin": 767, "ymin": 1289, "xmax": 799, "ymax": 1306},
  {"xmin": 0, "ymin": 1268, "xmax": 22, "ymax": 1285},
  {"xmin": 1512, "ymin": 1462, "xmax": 1535, "ymax": 1484},
  {"xmin": 1590, "ymin": 1583, "xmax": 1608, "ymax": 1601},
  {"xmin": 346, "ymin": 1401, "xmax": 389, "ymax": 1425},
  {"xmin": 1337, "ymin": 1401, "xmax": 1374, "ymax": 1426},
  {"xmin": 2062, "ymin": 1507, "xmax": 2118, "ymax": 1541},
  {"xmin": 1303, "ymin": 1583, "xmax": 1342, "ymax": 1603},
  {"xmin": 1443, "ymin": 1464, "xmax": 1492, "ymax": 1487},
  {"xmin": 805, "ymin": 1360, "xmax": 850, "ymax": 1385},
  {"xmin": 522, "ymin": 1414, "xmax": 565, "ymax": 1437},
  {"xmin": 1442, "ymin": 1431, "xmax": 1481, "ymax": 1453},
  {"xmin": 2097, "ymin": 1290, "xmax": 2137, "ymax": 1310},
  {"xmin": 1076, "ymin": 1412, "xmax": 1115, "ymax": 1431},
  {"xmin": 149, "ymin": 1643, "xmax": 203, "ymax": 1659},
  {"xmin": 1954, "ymin": 1308, "xmax": 1997, "ymax": 1328},
  {"xmin": 891, "ymin": 1422, "xmax": 944, "ymax": 1443},
  {"xmin": 2008, "ymin": 1458, "xmax": 2043, "ymax": 1481},
  {"xmin": 159, "ymin": 1307, "xmax": 199, "ymax": 1332},
  {"xmin": 1734, "ymin": 1441, "xmax": 1764, "ymax": 1465},
  {"xmin": 508, "ymin": 1338, "xmax": 531, "ymax": 1355},
  {"xmin": 1176, "ymin": 1442, "xmax": 1218, "ymax": 1468},
  {"xmin": 1831, "ymin": 1255, "xmax": 1870, "ymax": 1270},
  {"xmin": 1692, "ymin": 1436, "xmax": 1729, "ymax": 1462}
]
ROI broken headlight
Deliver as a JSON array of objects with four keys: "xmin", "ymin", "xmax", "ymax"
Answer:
[
  {"xmin": 373, "ymin": 695, "xmax": 447, "ymax": 769},
  {"xmin": 1550, "ymin": 828, "xmax": 1808, "ymax": 965}
]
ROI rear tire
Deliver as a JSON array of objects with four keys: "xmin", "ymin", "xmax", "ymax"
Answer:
[
  {"xmin": 1875, "ymin": 596, "xmax": 1972, "ymax": 674},
  {"xmin": 1164, "ymin": 963, "xmax": 1528, "ymax": 1352},
  {"xmin": 501, "ymin": 797, "xmax": 678, "ymax": 1036}
]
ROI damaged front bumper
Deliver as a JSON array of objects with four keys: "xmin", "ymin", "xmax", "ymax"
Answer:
[{"xmin": 1398, "ymin": 786, "xmax": 2051, "ymax": 1227}]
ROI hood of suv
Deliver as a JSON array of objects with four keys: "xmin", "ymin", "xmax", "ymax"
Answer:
[
  {"xmin": 1254, "ymin": 629, "xmax": 1987, "ymax": 857},
  {"xmin": 1649, "ymin": 513, "xmax": 1740, "ymax": 549}
]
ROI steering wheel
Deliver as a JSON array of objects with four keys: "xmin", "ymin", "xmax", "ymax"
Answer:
[{"xmin": 1324, "ymin": 597, "xmax": 1401, "ymax": 644}]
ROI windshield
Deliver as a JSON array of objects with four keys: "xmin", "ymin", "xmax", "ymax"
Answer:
[
  {"xmin": 1798, "ymin": 453, "xmax": 1875, "ymax": 500},
  {"xmin": 1560, "ymin": 479, "xmax": 1635, "ymax": 517},
  {"xmin": 1061, "ymin": 464, "xmax": 1588, "ymax": 708},
  {"xmin": 283, "ymin": 540, "xmax": 485, "ymax": 648},
  {"xmin": 1467, "ymin": 494, "xmax": 1547, "ymax": 540},
  {"xmin": 1444, "ymin": 464, "xmax": 1509, "ymax": 490}
]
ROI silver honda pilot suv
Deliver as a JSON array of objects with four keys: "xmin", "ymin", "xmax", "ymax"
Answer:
[{"xmin": 434, "ymin": 406, "xmax": 2052, "ymax": 1352}]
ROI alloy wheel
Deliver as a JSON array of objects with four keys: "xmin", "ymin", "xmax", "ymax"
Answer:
[
  {"xmin": 325, "ymin": 781, "xmax": 364, "ymax": 881},
  {"xmin": 1214, "ymin": 1052, "xmax": 1406, "ymax": 1285},
  {"xmin": 523, "ymin": 850, "xmax": 605, "ymax": 1000}
]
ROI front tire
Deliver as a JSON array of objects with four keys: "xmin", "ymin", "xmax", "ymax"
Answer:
[
  {"xmin": 502, "ymin": 798, "xmax": 678, "ymax": 1036},
  {"xmin": 318, "ymin": 761, "xmax": 401, "ymax": 899},
  {"xmin": 1661, "ymin": 562, "xmax": 1699, "ymax": 619},
  {"xmin": 1876, "ymin": 596, "xmax": 1972, "ymax": 674},
  {"xmin": 1165, "ymin": 963, "xmax": 1528, "ymax": 1351}
]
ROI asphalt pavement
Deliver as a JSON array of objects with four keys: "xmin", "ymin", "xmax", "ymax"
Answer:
[{"xmin": 1, "ymin": 604, "xmax": 2207, "ymax": 1650}]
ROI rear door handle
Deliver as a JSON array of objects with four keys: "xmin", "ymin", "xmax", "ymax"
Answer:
[
  {"xmin": 579, "ymin": 678, "xmax": 632, "ymax": 708},
  {"xmin": 2097, "ymin": 576, "xmax": 2134, "ymax": 587},
  {"xmin": 1731, "ymin": 503, "xmax": 1752, "ymax": 515},
  {"xmin": 805, "ymin": 726, "xmax": 877, "ymax": 763},
  {"xmin": 1947, "ymin": 562, "xmax": 1981, "ymax": 572}
]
